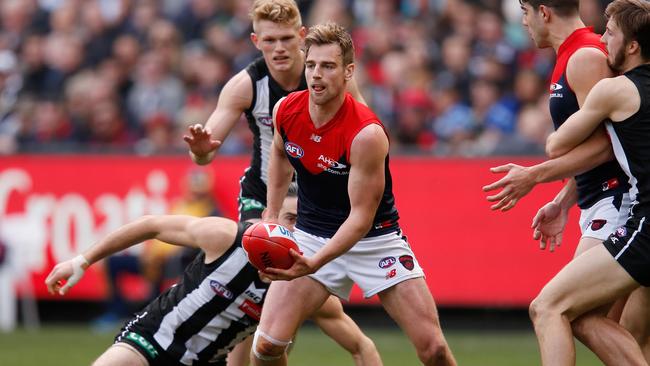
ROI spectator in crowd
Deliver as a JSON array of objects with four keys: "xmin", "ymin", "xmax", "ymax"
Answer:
[{"xmin": 0, "ymin": 0, "xmax": 597, "ymax": 156}]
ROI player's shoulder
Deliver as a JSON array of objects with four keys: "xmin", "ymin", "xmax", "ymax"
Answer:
[
  {"xmin": 222, "ymin": 69, "xmax": 254, "ymax": 103},
  {"xmin": 569, "ymin": 46, "xmax": 607, "ymax": 65},
  {"xmin": 190, "ymin": 217, "xmax": 239, "ymax": 257},
  {"xmin": 351, "ymin": 123, "xmax": 388, "ymax": 150},
  {"xmin": 278, "ymin": 90, "xmax": 309, "ymax": 113},
  {"xmin": 244, "ymin": 56, "xmax": 269, "ymax": 80},
  {"xmin": 589, "ymin": 76, "xmax": 636, "ymax": 103}
]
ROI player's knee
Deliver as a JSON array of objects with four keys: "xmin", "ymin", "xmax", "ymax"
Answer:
[
  {"xmin": 252, "ymin": 330, "xmax": 291, "ymax": 361},
  {"xmin": 415, "ymin": 337, "xmax": 451, "ymax": 365},
  {"xmin": 529, "ymin": 295, "xmax": 552, "ymax": 324},
  {"xmin": 570, "ymin": 315, "xmax": 594, "ymax": 341}
]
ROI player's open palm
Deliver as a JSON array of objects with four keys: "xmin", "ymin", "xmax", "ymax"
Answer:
[
  {"xmin": 483, "ymin": 163, "xmax": 536, "ymax": 211},
  {"xmin": 531, "ymin": 201, "xmax": 568, "ymax": 252},
  {"xmin": 183, "ymin": 124, "xmax": 221, "ymax": 157}
]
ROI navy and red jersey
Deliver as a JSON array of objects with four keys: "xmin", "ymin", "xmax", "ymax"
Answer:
[
  {"xmin": 275, "ymin": 90, "xmax": 400, "ymax": 238},
  {"xmin": 549, "ymin": 27, "xmax": 629, "ymax": 209}
]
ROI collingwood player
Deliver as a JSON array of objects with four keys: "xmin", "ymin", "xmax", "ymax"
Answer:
[
  {"xmin": 183, "ymin": 0, "xmax": 364, "ymax": 221},
  {"xmin": 45, "ymin": 186, "xmax": 382, "ymax": 366}
]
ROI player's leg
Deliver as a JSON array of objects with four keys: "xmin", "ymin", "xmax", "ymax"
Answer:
[
  {"xmin": 252, "ymin": 277, "xmax": 330, "ymax": 366},
  {"xmin": 228, "ymin": 335, "xmax": 254, "ymax": 366},
  {"xmin": 378, "ymin": 277, "xmax": 455, "ymax": 366},
  {"xmin": 93, "ymin": 343, "xmax": 148, "ymax": 366},
  {"xmin": 569, "ymin": 236, "xmax": 640, "ymax": 365},
  {"xmin": 620, "ymin": 287, "xmax": 650, "ymax": 362},
  {"xmin": 310, "ymin": 295, "xmax": 383, "ymax": 366},
  {"xmin": 529, "ymin": 244, "xmax": 641, "ymax": 366}
]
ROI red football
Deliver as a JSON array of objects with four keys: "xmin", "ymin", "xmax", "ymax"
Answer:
[{"xmin": 242, "ymin": 222, "xmax": 300, "ymax": 271}]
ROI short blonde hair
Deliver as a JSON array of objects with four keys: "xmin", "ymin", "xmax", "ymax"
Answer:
[
  {"xmin": 304, "ymin": 22, "xmax": 354, "ymax": 66},
  {"xmin": 250, "ymin": 0, "xmax": 302, "ymax": 31}
]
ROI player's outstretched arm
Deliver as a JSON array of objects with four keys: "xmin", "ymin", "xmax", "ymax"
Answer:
[
  {"xmin": 185, "ymin": 70, "xmax": 253, "ymax": 165},
  {"xmin": 311, "ymin": 296, "xmax": 383, "ymax": 366},
  {"xmin": 264, "ymin": 98, "xmax": 295, "ymax": 223},
  {"xmin": 483, "ymin": 126, "xmax": 613, "ymax": 211},
  {"xmin": 45, "ymin": 215, "xmax": 238, "ymax": 295}
]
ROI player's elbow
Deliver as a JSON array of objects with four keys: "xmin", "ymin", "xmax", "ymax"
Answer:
[{"xmin": 545, "ymin": 138, "xmax": 567, "ymax": 159}]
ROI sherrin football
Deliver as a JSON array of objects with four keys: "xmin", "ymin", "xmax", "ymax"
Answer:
[{"xmin": 242, "ymin": 222, "xmax": 300, "ymax": 271}]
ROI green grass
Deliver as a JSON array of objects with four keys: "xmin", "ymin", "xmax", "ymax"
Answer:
[{"xmin": 0, "ymin": 325, "xmax": 602, "ymax": 365}]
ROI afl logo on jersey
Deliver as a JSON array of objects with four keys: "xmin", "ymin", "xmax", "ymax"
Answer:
[
  {"xmin": 210, "ymin": 280, "xmax": 234, "ymax": 299},
  {"xmin": 550, "ymin": 83, "xmax": 563, "ymax": 91},
  {"xmin": 258, "ymin": 115, "xmax": 273, "ymax": 127},
  {"xmin": 284, "ymin": 142, "xmax": 304, "ymax": 158}
]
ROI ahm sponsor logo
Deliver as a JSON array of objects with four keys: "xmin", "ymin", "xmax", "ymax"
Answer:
[{"xmin": 284, "ymin": 142, "xmax": 304, "ymax": 158}]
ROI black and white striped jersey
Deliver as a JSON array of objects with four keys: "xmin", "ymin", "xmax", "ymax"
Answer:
[
  {"xmin": 116, "ymin": 222, "xmax": 269, "ymax": 365},
  {"xmin": 606, "ymin": 64, "xmax": 650, "ymax": 215},
  {"xmin": 240, "ymin": 57, "xmax": 307, "ymax": 205}
]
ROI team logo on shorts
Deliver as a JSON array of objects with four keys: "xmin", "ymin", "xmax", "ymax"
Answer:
[
  {"xmin": 284, "ymin": 142, "xmax": 304, "ymax": 158},
  {"xmin": 399, "ymin": 255, "xmax": 414, "ymax": 271},
  {"xmin": 378, "ymin": 256, "xmax": 396, "ymax": 269},
  {"xmin": 589, "ymin": 219, "xmax": 607, "ymax": 231},
  {"xmin": 615, "ymin": 226, "xmax": 627, "ymax": 237},
  {"xmin": 210, "ymin": 280, "xmax": 234, "ymax": 299}
]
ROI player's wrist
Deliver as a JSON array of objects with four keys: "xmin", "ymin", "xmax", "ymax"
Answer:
[
  {"xmin": 72, "ymin": 254, "xmax": 90, "ymax": 271},
  {"xmin": 189, "ymin": 150, "xmax": 215, "ymax": 165}
]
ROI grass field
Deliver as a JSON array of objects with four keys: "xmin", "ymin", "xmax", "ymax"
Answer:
[{"xmin": 0, "ymin": 324, "xmax": 602, "ymax": 365}]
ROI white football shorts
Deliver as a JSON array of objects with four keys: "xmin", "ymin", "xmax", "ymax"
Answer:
[
  {"xmin": 579, "ymin": 193, "xmax": 631, "ymax": 241},
  {"xmin": 294, "ymin": 228, "xmax": 425, "ymax": 299}
]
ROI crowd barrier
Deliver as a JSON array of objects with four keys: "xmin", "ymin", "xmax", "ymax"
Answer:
[{"xmin": 0, "ymin": 155, "xmax": 581, "ymax": 306}]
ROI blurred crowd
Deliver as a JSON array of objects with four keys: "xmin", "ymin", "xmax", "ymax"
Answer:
[{"xmin": 0, "ymin": 0, "xmax": 611, "ymax": 156}]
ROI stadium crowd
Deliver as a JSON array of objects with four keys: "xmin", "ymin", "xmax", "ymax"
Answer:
[{"xmin": 0, "ymin": 0, "xmax": 610, "ymax": 156}]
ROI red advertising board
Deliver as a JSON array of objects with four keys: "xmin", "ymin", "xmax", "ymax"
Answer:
[{"xmin": 0, "ymin": 155, "xmax": 581, "ymax": 307}]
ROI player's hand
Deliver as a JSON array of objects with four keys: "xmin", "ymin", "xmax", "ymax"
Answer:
[
  {"xmin": 483, "ymin": 163, "xmax": 537, "ymax": 211},
  {"xmin": 261, "ymin": 209, "xmax": 279, "ymax": 224},
  {"xmin": 183, "ymin": 124, "xmax": 222, "ymax": 163},
  {"xmin": 261, "ymin": 249, "xmax": 317, "ymax": 281},
  {"xmin": 44, "ymin": 255, "xmax": 88, "ymax": 295},
  {"xmin": 531, "ymin": 202, "xmax": 568, "ymax": 252}
]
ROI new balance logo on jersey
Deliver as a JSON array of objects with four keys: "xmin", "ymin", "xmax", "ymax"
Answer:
[
  {"xmin": 310, "ymin": 134, "xmax": 322, "ymax": 142},
  {"xmin": 284, "ymin": 142, "xmax": 304, "ymax": 158}
]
